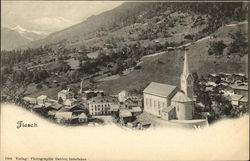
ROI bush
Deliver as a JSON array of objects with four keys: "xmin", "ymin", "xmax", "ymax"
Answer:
[
  {"xmin": 36, "ymin": 84, "xmax": 43, "ymax": 90},
  {"xmin": 184, "ymin": 34, "xmax": 194, "ymax": 40},
  {"xmin": 208, "ymin": 41, "xmax": 226, "ymax": 56}
]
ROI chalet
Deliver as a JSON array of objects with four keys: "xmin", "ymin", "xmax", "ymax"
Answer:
[
  {"xmin": 37, "ymin": 95, "xmax": 48, "ymax": 105},
  {"xmin": 64, "ymin": 98, "xmax": 77, "ymax": 106},
  {"xmin": 58, "ymin": 89, "xmax": 74, "ymax": 102},
  {"xmin": 239, "ymin": 96, "xmax": 248, "ymax": 107},
  {"xmin": 23, "ymin": 97, "xmax": 37, "ymax": 104},
  {"xmin": 130, "ymin": 107, "xmax": 142, "ymax": 116},
  {"xmin": 118, "ymin": 90, "xmax": 129, "ymax": 102},
  {"xmin": 230, "ymin": 85, "xmax": 248, "ymax": 97},
  {"xmin": 230, "ymin": 94, "xmax": 244, "ymax": 106},
  {"xmin": 119, "ymin": 110, "xmax": 134, "ymax": 124},
  {"xmin": 72, "ymin": 113, "xmax": 88, "ymax": 123},
  {"xmin": 55, "ymin": 112, "xmax": 72, "ymax": 123},
  {"xmin": 80, "ymin": 89, "xmax": 104, "ymax": 100}
]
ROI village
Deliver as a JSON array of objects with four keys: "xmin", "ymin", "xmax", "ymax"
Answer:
[{"xmin": 21, "ymin": 50, "xmax": 249, "ymax": 130}]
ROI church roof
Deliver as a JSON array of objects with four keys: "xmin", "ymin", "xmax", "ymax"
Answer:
[
  {"xmin": 162, "ymin": 105, "xmax": 175, "ymax": 113},
  {"xmin": 171, "ymin": 92, "xmax": 192, "ymax": 102},
  {"xmin": 143, "ymin": 82, "xmax": 177, "ymax": 98}
]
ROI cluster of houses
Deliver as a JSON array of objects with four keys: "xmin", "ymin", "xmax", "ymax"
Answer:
[
  {"xmin": 23, "ymin": 85, "xmax": 143, "ymax": 126},
  {"xmin": 204, "ymin": 72, "xmax": 248, "ymax": 108}
]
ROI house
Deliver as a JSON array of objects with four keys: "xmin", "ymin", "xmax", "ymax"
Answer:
[
  {"xmin": 55, "ymin": 112, "xmax": 72, "ymax": 123},
  {"xmin": 230, "ymin": 94, "xmax": 244, "ymax": 106},
  {"xmin": 119, "ymin": 110, "xmax": 134, "ymax": 124},
  {"xmin": 80, "ymin": 90, "xmax": 104, "ymax": 100},
  {"xmin": 58, "ymin": 89, "xmax": 74, "ymax": 102},
  {"xmin": 23, "ymin": 97, "xmax": 37, "ymax": 104},
  {"xmin": 118, "ymin": 90, "xmax": 129, "ymax": 102},
  {"xmin": 230, "ymin": 85, "xmax": 248, "ymax": 97},
  {"xmin": 130, "ymin": 107, "xmax": 142, "ymax": 116},
  {"xmin": 161, "ymin": 105, "xmax": 176, "ymax": 120},
  {"xmin": 239, "ymin": 96, "xmax": 248, "ymax": 107},
  {"xmin": 64, "ymin": 98, "xmax": 77, "ymax": 106},
  {"xmin": 87, "ymin": 95, "xmax": 119, "ymax": 116},
  {"xmin": 37, "ymin": 95, "xmax": 48, "ymax": 105},
  {"xmin": 72, "ymin": 113, "xmax": 88, "ymax": 123}
]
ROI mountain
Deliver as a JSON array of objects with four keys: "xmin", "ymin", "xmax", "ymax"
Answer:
[
  {"xmin": 12, "ymin": 25, "xmax": 47, "ymax": 41},
  {"xmin": 21, "ymin": 2, "xmax": 247, "ymax": 50},
  {"xmin": 1, "ymin": 27, "xmax": 31, "ymax": 51}
]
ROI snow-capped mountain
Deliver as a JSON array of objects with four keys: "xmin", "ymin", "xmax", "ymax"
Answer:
[
  {"xmin": 12, "ymin": 25, "xmax": 48, "ymax": 41},
  {"xmin": 1, "ymin": 27, "xmax": 31, "ymax": 50}
]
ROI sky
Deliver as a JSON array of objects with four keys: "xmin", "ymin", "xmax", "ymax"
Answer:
[{"xmin": 1, "ymin": 1, "xmax": 124, "ymax": 35}]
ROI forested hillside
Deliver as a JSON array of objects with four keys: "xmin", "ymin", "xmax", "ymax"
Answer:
[{"xmin": 21, "ymin": 2, "xmax": 247, "ymax": 50}]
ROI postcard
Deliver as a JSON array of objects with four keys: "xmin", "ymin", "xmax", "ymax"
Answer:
[{"xmin": 1, "ymin": 1, "xmax": 249, "ymax": 160}]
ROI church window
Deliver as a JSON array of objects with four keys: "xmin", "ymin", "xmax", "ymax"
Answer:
[
  {"xmin": 154, "ymin": 100, "xmax": 156, "ymax": 107},
  {"xmin": 162, "ymin": 102, "xmax": 165, "ymax": 108},
  {"xmin": 146, "ymin": 98, "xmax": 148, "ymax": 105},
  {"xmin": 150, "ymin": 99, "xmax": 152, "ymax": 107}
]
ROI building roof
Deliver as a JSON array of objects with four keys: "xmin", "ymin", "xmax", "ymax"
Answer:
[
  {"xmin": 230, "ymin": 85, "xmax": 248, "ymax": 91},
  {"xmin": 171, "ymin": 92, "xmax": 192, "ymax": 102},
  {"xmin": 110, "ymin": 104, "xmax": 120, "ymax": 111},
  {"xmin": 240, "ymin": 96, "xmax": 248, "ymax": 103},
  {"xmin": 119, "ymin": 110, "xmax": 132, "ymax": 117},
  {"xmin": 72, "ymin": 113, "xmax": 87, "ymax": 119},
  {"xmin": 37, "ymin": 95, "xmax": 47, "ymax": 100},
  {"xmin": 55, "ymin": 112, "xmax": 72, "ymax": 119},
  {"xmin": 143, "ymin": 82, "xmax": 177, "ymax": 98},
  {"xmin": 230, "ymin": 94, "xmax": 244, "ymax": 101},
  {"xmin": 88, "ymin": 95, "xmax": 118, "ymax": 104},
  {"xmin": 23, "ymin": 97, "xmax": 37, "ymax": 103},
  {"xmin": 162, "ymin": 105, "xmax": 175, "ymax": 113},
  {"xmin": 59, "ymin": 90, "xmax": 69, "ymax": 94},
  {"xmin": 131, "ymin": 107, "xmax": 142, "ymax": 112}
]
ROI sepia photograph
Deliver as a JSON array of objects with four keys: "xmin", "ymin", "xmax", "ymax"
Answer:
[{"xmin": 1, "ymin": 0, "xmax": 249, "ymax": 160}]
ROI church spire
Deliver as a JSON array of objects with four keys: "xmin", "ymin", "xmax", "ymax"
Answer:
[
  {"xmin": 182, "ymin": 49, "xmax": 190, "ymax": 77},
  {"xmin": 180, "ymin": 48, "xmax": 193, "ymax": 99}
]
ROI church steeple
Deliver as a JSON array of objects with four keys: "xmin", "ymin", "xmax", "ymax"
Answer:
[
  {"xmin": 180, "ymin": 49, "xmax": 193, "ymax": 99},
  {"xmin": 182, "ymin": 49, "xmax": 190, "ymax": 77}
]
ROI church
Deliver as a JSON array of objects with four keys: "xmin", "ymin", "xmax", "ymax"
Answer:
[{"xmin": 143, "ymin": 50, "xmax": 194, "ymax": 120}]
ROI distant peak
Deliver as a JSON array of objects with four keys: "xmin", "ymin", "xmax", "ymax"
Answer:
[
  {"xmin": 12, "ymin": 25, "xmax": 49, "ymax": 36},
  {"xmin": 12, "ymin": 25, "xmax": 27, "ymax": 33}
]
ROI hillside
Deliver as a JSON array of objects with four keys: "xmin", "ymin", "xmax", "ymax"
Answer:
[
  {"xmin": 1, "ymin": 27, "xmax": 31, "ymax": 50},
  {"xmin": 97, "ymin": 23, "xmax": 248, "ymax": 95},
  {"xmin": 21, "ymin": 2, "xmax": 247, "ymax": 50}
]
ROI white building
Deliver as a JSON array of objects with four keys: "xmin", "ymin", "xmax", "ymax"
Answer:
[
  {"xmin": 58, "ymin": 89, "xmax": 74, "ymax": 102},
  {"xmin": 118, "ymin": 90, "xmax": 129, "ymax": 102},
  {"xmin": 87, "ymin": 96, "xmax": 119, "ymax": 116},
  {"xmin": 37, "ymin": 95, "xmax": 48, "ymax": 105},
  {"xmin": 143, "ymin": 49, "xmax": 194, "ymax": 120}
]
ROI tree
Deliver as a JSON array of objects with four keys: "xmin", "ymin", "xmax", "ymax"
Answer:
[
  {"xmin": 197, "ymin": 91, "xmax": 212, "ymax": 109},
  {"xmin": 228, "ymin": 29, "xmax": 248, "ymax": 56},
  {"xmin": 36, "ymin": 84, "xmax": 43, "ymax": 90},
  {"xmin": 208, "ymin": 41, "xmax": 226, "ymax": 56}
]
